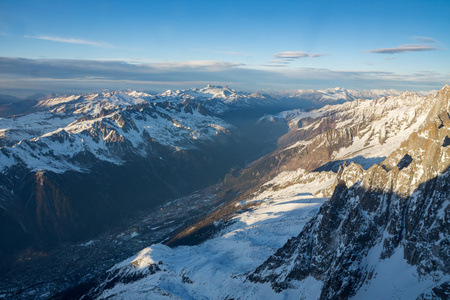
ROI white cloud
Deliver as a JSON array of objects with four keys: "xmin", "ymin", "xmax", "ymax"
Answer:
[
  {"xmin": 149, "ymin": 60, "xmax": 243, "ymax": 69},
  {"xmin": 269, "ymin": 59, "xmax": 290, "ymax": 64}
]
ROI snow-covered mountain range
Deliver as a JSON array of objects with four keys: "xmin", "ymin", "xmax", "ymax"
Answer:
[
  {"xmin": 80, "ymin": 86, "xmax": 449, "ymax": 299},
  {"xmin": 0, "ymin": 85, "xmax": 447, "ymax": 299},
  {"xmin": 0, "ymin": 85, "xmax": 417, "ymax": 175}
]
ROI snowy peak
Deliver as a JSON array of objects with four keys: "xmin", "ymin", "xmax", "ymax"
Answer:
[
  {"xmin": 157, "ymin": 85, "xmax": 413, "ymax": 111},
  {"xmin": 0, "ymin": 85, "xmax": 440, "ymax": 175},
  {"xmin": 35, "ymin": 91, "xmax": 151, "ymax": 116},
  {"xmin": 433, "ymin": 84, "xmax": 450, "ymax": 111},
  {"xmin": 160, "ymin": 85, "xmax": 249, "ymax": 106},
  {"xmin": 269, "ymin": 88, "xmax": 436, "ymax": 175},
  {"xmin": 198, "ymin": 85, "xmax": 235, "ymax": 98}
]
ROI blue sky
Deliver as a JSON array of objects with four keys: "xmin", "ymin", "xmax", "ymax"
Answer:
[{"xmin": 0, "ymin": 0, "xmax": 449, "ymax": 96}]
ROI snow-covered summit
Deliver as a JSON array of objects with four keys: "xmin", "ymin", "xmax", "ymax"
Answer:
[
  {"xmin": 35, "ymin": 91, "xmax": 154, "ymax": 116},
  {"xmin": 159, "ymin": 85, "xmax": 250, "ymax": 109}
]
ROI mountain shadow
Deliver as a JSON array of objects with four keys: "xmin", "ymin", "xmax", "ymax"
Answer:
[{"xmin": 313, "ymin": 155, "xmax": 386, "ymax": 172}]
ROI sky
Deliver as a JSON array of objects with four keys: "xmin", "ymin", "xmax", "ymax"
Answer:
[{"xmin": 0, "ymin": 0, "xmax": 449, "ymax": 97}]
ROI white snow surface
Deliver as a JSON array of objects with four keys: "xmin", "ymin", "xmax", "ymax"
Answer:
[{"xmin": 352, "ymin": 245, "xmax": 449, "ymax": 300}]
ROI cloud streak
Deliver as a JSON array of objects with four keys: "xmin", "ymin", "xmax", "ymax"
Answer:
[
  {"xmin": 364, "ymin": 44, "xmax": 438, "ymax": 54},
  {"xmin": 149, "ymin": 60, "xmax": 243, "ymax": 70},
  {"xmin": 24, "ymin": 35, "xmax": 114, "ymax": 48},
  {"xmin": 413, "ymin": 36, "xmax": 438, "ymax": 44},
  {"xmin": 274, "ymin": 51, "xmax": 326, "ymax": 59},
  {"xmin": 268, "ymin": 51, "xmax": 327, "ymax": 67}
]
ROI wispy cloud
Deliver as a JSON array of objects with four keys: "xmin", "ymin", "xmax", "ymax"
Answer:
[
  {"xmin": 413, "ymin": 36, "xmax": 438, "ymax": 44},
  {"xmin": 274, "ymin": 51, "xmax": 326, "ymax": 59},
  {"xmin": 384, "ymin": 57, "xmax": 395, "ymax": 60},
  {"xmin": 268, "ymin": 51, "xmax": 326, "ymax": 67},
  {"xmin": 269, "ymin": 59, "xmax": 290, "ymax": 64},
  {"xmin": 363, "ymin": 44, "xmax": 438, "ymax": 54},
  {"xmin": 261, "ymin": 64, "xmax": 288, "ymax": 68},
  {"xmin": 0, "ymin": 57, "xmax": 244, "ymax": 83},
  {"xmin": 24, "ymin": 35, "xmax": 113, "ymax": 48},
  {"xmin": 149, "ymin": 60, "xmax": 243, "ymax": 69}
]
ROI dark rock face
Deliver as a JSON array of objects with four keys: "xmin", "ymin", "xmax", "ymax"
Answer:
[
  {"xmin": 443, "ymin": 136, "xmax": 450, "ymax": 147},
  {"xmin": 397, "ymin": 153, "xmax": 413, "ymax": 170},
  {"xmin": 249, "ymin": 86, "xmax": 450, "ymax": 299}
]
